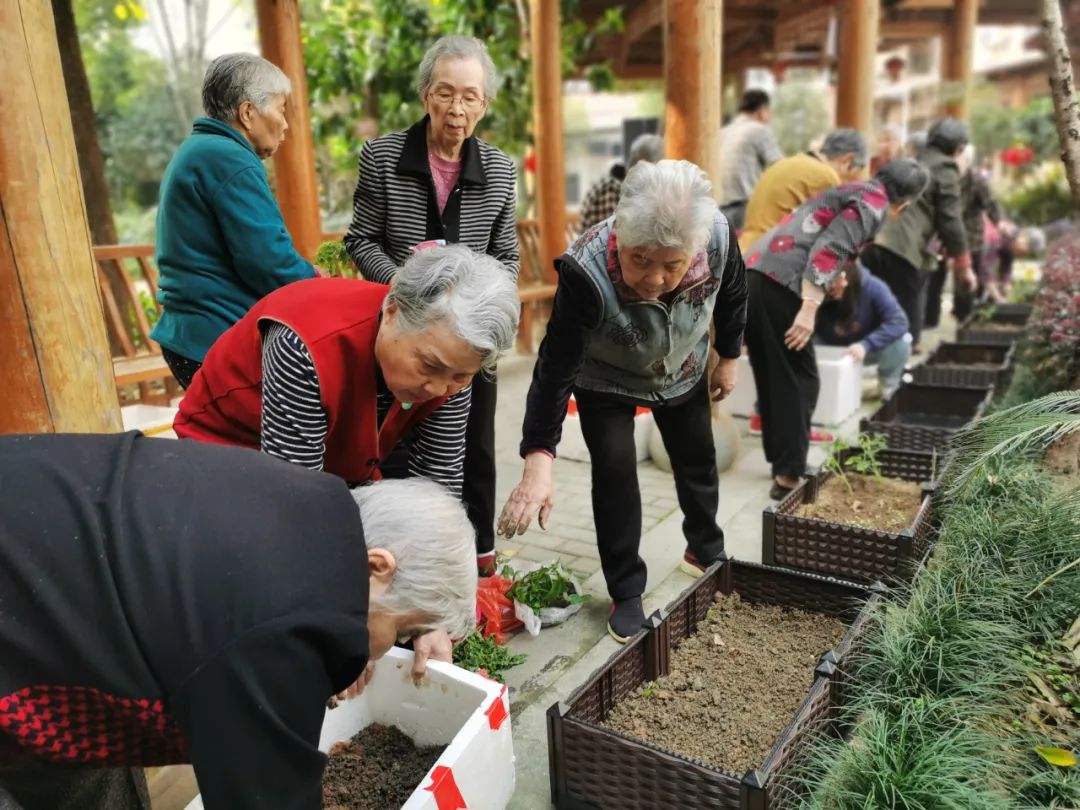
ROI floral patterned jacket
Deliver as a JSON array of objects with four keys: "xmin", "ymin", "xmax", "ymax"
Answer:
[{"xmin": 743, "ymin": 180, "xmax": 891, "ymax": 295}]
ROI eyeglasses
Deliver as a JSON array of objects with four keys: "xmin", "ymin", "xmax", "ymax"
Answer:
[{"xmin": 428, "ymin": 88, "xmax": 486, "ymax": 112}]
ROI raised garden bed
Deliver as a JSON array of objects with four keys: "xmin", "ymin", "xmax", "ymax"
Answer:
[
  {"xmin": 911, "ymin": 341, "xmax": 1016, "ymax": 391},
  {"xmin": 860, "ymin": 383, "xmax": 993, "ymax": 453},
  {"xmin": 546, "ymin": 561, "xmax": 884, "ymax": 810},
  {"xmin": 762, "ymin": 447, "xmax": 937, "ymax": 584},
  {"xmin": 956, "ymin": 307, "xmax": 1029, "ymax": 345}
]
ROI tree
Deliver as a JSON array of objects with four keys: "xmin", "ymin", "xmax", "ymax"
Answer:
[
  {"xmin": 1042, "ymin": 0, "xmax": 1080, "ymax": 213},
  {"xmin": 771, "ymin": 77, "xmax": 831, "ymax": 155}
]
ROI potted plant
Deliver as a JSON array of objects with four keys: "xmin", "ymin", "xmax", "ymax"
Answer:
[{"xmin": 762, "ymin": 434, "xmax": 939, "ymax": 584}]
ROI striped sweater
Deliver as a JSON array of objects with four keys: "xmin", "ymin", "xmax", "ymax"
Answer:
[{"xmin": 343, "ymin": 116, "xmax": 520, "ymax": 283}]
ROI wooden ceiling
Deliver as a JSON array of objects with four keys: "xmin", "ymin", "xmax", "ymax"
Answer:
[{"xmin": 577, "ymin": 0, "xmax": 1046, "ymax": 79}]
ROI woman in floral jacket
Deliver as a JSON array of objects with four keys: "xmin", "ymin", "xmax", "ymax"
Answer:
[{"xmin": 743, "ymin": 158, "xmax": 929, "ymax": 500}]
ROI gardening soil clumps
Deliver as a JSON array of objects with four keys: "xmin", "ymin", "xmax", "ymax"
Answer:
[
  {"xmin": 604, "ymin": 592, "xmax": 845, "ymax": 773},
  {"xmin": 322, "ymin": 723, "xmax": 444, "ymax": 809},
  {"xmin": 799, "ymin": 474, "xmax": 924, "ymax": 532}
]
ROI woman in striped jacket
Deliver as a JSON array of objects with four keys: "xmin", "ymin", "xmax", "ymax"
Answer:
[{"xmin": 344, "ymin": 35, "xmax": 520, "ymax": 576}]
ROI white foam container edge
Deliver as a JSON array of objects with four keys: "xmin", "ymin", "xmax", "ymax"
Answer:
[{"xmin": 184, "ymin": 647, "xmax": 515, "ymax": 809}]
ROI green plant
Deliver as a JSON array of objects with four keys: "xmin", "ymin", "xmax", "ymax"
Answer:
[
  {"xmin": 821, "ymin": 433, "xmax": 888, "ymax": 494},
  {"xmin": 314, "ymin": 240, "xmax": 357, "ymax": 278},
  {"xmin": 505, "ymin": 562, "xmax": 588, "ymax": 612},
  {"xmin": 451, "ymin": 631, "xmax": 526, "ymax": 683}
]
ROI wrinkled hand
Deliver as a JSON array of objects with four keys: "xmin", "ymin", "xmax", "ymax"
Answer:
[
  {"xmin": 337, "ymin": 661, "xmax": 375, "ymax": 700},
  {"xmin": 497, "ymin": 453, "xmax": 555, "ymax": 537},
  {"xmin": 848, "ymin": 342, "xmax": 867, "ymax": 363},
  {"xmin": 710, "ymin": 357, "xmax": 738, "ymax": 401},
  {"xmin": 412, "ymin": 629, "xmax": 453, "ymax": 682},
  {"xmin": 314, "ymin": 264, "xmax": 331, "ymax": 278},
  {"xmin": 784, "ymin": 303, "xmax": 818, "ymax": 351}
]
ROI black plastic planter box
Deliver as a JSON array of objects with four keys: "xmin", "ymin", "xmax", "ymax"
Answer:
[
  {"xmin": 956, "ymin": 306, "xmax": 1029, "ymax": 345},
  {"xmin": 762, "ymin": 448, "xmax": 938, "ymax": 584},
  {"xmin": 547, "ymin": 561, "xmax": 884, "ymax": 810},
  {"xmin": 860, "ymin": 382, "xmax": 992, "ymax": 453},
  {"xmin": 912, "ymin": 341, "xmax": 1015, "ymax": 391}
]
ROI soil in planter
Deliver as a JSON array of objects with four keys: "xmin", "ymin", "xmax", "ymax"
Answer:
[
  {"xmin": 322, "ymin": 723, "xmax": 444, "ymax": 810},
  {"xmin": 603, "ymin": 593, "xmax": 845, "ymax": 774},
  {"xmin": 891, "ymin": 412, "xmax": 970, "ymax": 429},
  {"xmin": 928, "ymin": 361, "xmax": 1003, "ymax": 370},
  {"xmin": 1046, "ymin": 432, "xmax": 1080, "ymax": 490},
  {"xmin": 798, "ymin": 473, "xmax": 924, "ymax": 532}
]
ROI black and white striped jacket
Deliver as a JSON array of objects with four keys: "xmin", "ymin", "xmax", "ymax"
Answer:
[{"xmin": 343, "ymin": 116, "xmax": 520, "ymax": 284}]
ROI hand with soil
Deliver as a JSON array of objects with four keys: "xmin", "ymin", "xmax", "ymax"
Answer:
[
  {"xmin": 412, "ymin": 629, "xmax": 453, "ymax": 682},
  {"xmin": 498, "ymin": 451, "xmax": 555, "ymax": 537}
]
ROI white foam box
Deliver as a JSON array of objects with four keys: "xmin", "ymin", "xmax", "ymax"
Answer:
[
  {"xmin": 558, "ymin": 396, "xmax": 654, "ymax": 463},
  {"xmin": 121, "ymin": 404, "xmax": 178, "ymax": 437},
  {"xmin": 185, "ymin": 647, "xmax": 514, "ymax": 810},
  {"xmin": 722, "ymin": 347, "xmax": 863, "ymax": 427}
]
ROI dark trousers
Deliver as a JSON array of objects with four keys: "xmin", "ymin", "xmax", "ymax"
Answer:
[
  {"xmin": 0, "ymin": 762, "xmax": 149, "ymax": 810},
  {"xmin": 721, "ymin": 200, "xmax": 748, "ymax": 231},
  {"xmin": 464, "ymin": 373, "xmax": 498, "ymax": 555},
  {"xmin": 744, "ymin": 272, "xmax": 819, "ymax": 479},
  {"xmin": 863, "ymin": 245, "xmax": 925, "ymax": 346},
  {"xmin": 575, "ymin": 379, "xmax": 724, "ymax": 602},
  {"xmin": 924, "ymin": 250, "xmax": 982, "ymax": 327},
  {"xmin": 161, "ymin": 348, "xmax": 201, "ymax": 390}
]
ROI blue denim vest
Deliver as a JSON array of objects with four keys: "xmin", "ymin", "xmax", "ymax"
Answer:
[{"xmin": 567, "ymin": 214, "xmax": 730, "ymax": 402}]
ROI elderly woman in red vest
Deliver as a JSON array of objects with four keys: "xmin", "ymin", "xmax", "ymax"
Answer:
[{"xmin": 175, "ymin": 241, "xmax": 519, "ymax": 530}]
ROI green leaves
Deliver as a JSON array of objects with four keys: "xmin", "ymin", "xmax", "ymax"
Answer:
[
  {"xmin": 451, "ymin": 631, "xmax": 526, "ymax": 683},
  {"xmin": 505, "ymin": 562, "xmax": 588, "ymax": 612}
]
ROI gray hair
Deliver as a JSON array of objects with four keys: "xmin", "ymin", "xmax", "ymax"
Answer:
[
  {"xmin": 416, "ymin": 35, "xmax": 499, "ymax": 101},
  {"xmin": 874, "ymin": 158, "xmax": 931, "ymax": 204},
  {"xmin": 352, "ymin": 479, "xmax": 477, "ymax": 639},
  {"xmin": 615, "ymin": 159, "xmax": 718, "ymax": 254},
  {"xmin": 202, "ymin": 53, "xmax": 291, "ymax": 121},
  {"xmin": 628, "ymin": 134, "xmax": 664, "ymax": 169},
  {"xmin": 821, "ymin": 129, "xmax": 869, "ymax": 168},
  {"xmin": 385, "ymin": 244, "xmax": 519, "ymax": 374}
]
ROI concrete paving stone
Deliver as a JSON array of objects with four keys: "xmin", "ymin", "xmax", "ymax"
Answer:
[
  {"xmin": 512, "ymin": 544, "xmax": 577, "ymax": 566},
  {"xmin": 516, "ymin": 529, "xmax": 568, "ymax": 553},
  {"xmin": 642, "ymin": 502, "xmax": 678, "ymax": 521},
  {"xmin": 554, "ymin": 538, "xmax": 601, "ymax": 560},
  {"xmin": 566, "ymin": 556, "xmax": 602, "ymax": 576}
]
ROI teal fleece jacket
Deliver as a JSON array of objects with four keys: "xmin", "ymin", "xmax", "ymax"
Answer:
[{"xmin": 150, "ymin": 118, "xmax": 315, "ymax": 362}]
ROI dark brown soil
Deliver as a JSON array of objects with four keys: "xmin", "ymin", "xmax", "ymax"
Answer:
[
  {"xmin": 1045, "ymin": 432, "xmax": 1080, "ymax": 489},
  {"xmin": 798, "ymin": 474, "xmax": 924, "ymax": 532},
  {"xmin": 322, "ymin": 723, "xmax": 444, "ymax": 809},
  {"xmin": 603, "ymin": 592, "xmax": 845, "ymax": 773}
]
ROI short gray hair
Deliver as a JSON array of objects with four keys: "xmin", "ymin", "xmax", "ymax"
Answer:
[
  {"xmin": 385, "ymin": 244, "xmax": 519, "ymax": 374},
  {"xmin": 615, "ymin": 159, "xmax": 718, "ymax": 255},
  {"xmin": 416, "ymin": 36, "xmax": 499, "ymax": 101},
  {"xmin": 352, "ymin": 479, "xmax": 477, "ymax": 639},
  {"xmin": 874, "ymin": 158, "xmax": 931, "ymax": 204},
  {"xmin": 821, "ymin": 128, "xmax": 869, "ymax": 168},
  {"xmin": 202, "ymin": 53, "xmax": 291, "ymax": 121},
  {"xmin": 628, "ymin": 134, "xmax": 664, "ymax": 169}
]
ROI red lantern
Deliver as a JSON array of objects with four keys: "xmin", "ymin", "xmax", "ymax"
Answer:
[
  {"xmin": 524, "ymin": 153, "xmax": 537, "ymax": 174},
  {"xmin": 1000, "ymin": 144, "xmax": 1035, "ymax": 167},
  {"xmin": 772, "ymin": 61, "xmax": 788, "ymax": 82},
  {"xmin": 885, "ymin": 56, "xmax": 906, "ymax": 82}
]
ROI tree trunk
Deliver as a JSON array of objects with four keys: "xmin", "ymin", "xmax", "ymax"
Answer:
[
  {"xmin": 51, "ymin": 0, "xmax": 127, "ymax": 356},
  {"xmin": 1043, "ymin": 0, "xmax": 1080, "ymax": 214}
]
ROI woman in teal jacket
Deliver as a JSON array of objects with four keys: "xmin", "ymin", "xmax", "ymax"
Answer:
[{"xmin": 151, "ymin": 53, "xmax": 318, "ymax": 387}]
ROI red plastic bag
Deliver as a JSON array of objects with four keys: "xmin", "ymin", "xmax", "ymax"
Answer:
[{"xmin": 476, "ymin": 573, "xmax": 523, "ymax": 644}]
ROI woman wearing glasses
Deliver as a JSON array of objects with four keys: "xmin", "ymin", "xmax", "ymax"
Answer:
[{"xmin": 344, "ymin": 36, "xmax": 519, "ymax": 577}]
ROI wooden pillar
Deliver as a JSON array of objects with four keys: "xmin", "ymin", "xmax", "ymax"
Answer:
[
  {"xmin": 664, "ymin": 0, "xmax": 723, "ymax": 186},
  {"xmin": 256, "ymin": 0, "xmax": 323, "ymax": 260},
  {"xmin": 530, "ymin": 0, "xmax": 565, "ymax": 284},
  {"xmin": 944, "ymin": 0, "xmax": 977, "ymax": 120},
  {"xmin": 0, "ymin": 0, "xmax": 122, "ymax": 433},
  {"xmin": 835, "ymin": 0, "xmax": 879, "ymax": 135}
]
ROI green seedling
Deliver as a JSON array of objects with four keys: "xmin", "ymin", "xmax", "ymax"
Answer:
[
  {"xmin": 451, "ymin": 631, "xmax": 527, "ymax": 684},
  {"xmin": 506, "ymin": 562, "xmax": 590, "ymax": 612},
  {"xmin": 822, "ymin": 433, "xmax": 888, "ymax": 494}
]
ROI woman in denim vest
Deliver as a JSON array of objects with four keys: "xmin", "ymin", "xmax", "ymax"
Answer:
[{"xmin": 497, "ymin": 160, "xmax": 748, "ymax": 643}]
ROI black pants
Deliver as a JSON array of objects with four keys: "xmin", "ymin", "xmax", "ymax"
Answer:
[
  {"xmin": 575, "ymin": 379, "xmax": 725, "ymax": 602},
  {"xmin": 863, "ymin": 245, "xmax": 925, "ymax": 346},
  {"xmin": 161, "ymin": 348, "xmax": 201, "ymax": 389},
  {"xmin": 0, "ymin": 762, "xmax": 149, "ymax": 810},
  {"xmin": 924, "ymin": 250, "xmax": 982, "ymax": 327},
  {"xmin": 721, "ymin": 200, "xmax": 748, "ymax": 231},
  {"xmin": 464, "ymin": 373, "xmax": 498, "ymax": 555},
  {"xmin": 744, "ymin": 272, "xmax": 819, "ymax": 479}
]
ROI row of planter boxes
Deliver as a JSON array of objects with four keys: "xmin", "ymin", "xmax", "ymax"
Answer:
[
  {"xmin": 547, "ymin": 561, "xmax": 885, "ymax": 810},
  {"xmin": 546, "ymin": 303, "xmax": 1031, "ymax": 809}
]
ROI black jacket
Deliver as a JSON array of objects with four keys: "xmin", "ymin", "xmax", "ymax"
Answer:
[{"xmin": 0, "ymin": 433, "xmax": 369, "ymax": 810}]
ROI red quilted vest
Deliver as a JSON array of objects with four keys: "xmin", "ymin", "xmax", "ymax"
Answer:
[{"xmin": 174, "ymin": 278, "xmax": 445, "ymax": 484}]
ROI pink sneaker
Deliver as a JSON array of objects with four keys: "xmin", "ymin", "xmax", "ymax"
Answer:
[{"xmin": 748, "ymin": 413, "xmax": 762, "ymax": 435}]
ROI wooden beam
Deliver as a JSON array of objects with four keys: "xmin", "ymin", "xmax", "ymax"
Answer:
[
  {"xmin": 944, "ymin": 0, "xmax": 977, "ymax": 119},
  {"xmin": 530, "ymin": 0, "xmax": 565, "ymax": 285},
  {"xmin": 881, "ymin": 20, "xmax": 947, "ymax": 42},
  {"xmin": 255, "ymin": 0, "xmax": 323, "ymax": 261},
  {"xmin": 0, "ymin": 0, "xmax": 122, "ymax": 433},
  {"xmin": 836, "ymin": 0, "xmax": 879, "ymax": 136},
  {"xmin": 624, "ymin": 0, "xmax": 663, "ymax": 45},
  {"xmin": 664, "ymin": 0, "xmax": 723, "ymax": 186}
]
